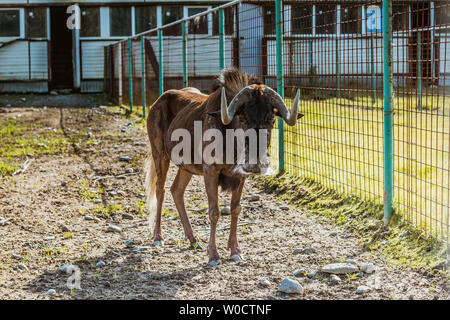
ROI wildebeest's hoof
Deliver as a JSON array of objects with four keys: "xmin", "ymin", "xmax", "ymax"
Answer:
[
  {"xmin": 208, "ymin": 259, "xmax": 222, "ymax": 267},
  {"xmin": 190, "ymin": 242, "xmax": 204, "ymax": 250},
  {"xmin": 230, "ymin": 254, "xmax": 243, "ymax": 262},
  {"xmin": 153, "ymin": 240, "xmax": 164, "ymax": 246}
]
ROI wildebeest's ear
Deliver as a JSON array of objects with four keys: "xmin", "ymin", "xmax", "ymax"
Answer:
[
  {"xmin": 207, "ymin": 110, "xmax": 221, "ymax": 119},
  {"xmin": 297, "ymin": 113, "xmax": 305, "ymax": 119}
]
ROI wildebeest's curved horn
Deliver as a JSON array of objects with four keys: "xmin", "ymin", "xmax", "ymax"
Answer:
[
  {"xmin": 264, "ymin": 87, "xmax": 301, "ymax": 126},
  {"xmin": 221, "ymin": 86, "xmax": 253, "ymax": 125}
]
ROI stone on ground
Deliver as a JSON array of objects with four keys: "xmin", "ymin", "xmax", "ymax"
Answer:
[
  {"xmin": 322, "ymin": 263, "xmax": 359, "ymax": 274},
  {"xmin": 279, "ymin": 278, "xmax": 303, "ymax": 294}
]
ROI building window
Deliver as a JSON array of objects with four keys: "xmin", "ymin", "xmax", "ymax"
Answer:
[
  {"xmin": 292, "ymin": 5, "xmax": 313, "ymax": 34},
  {"xmin": 392, "ymin": 5, "xmax": 408, "ymax": 32},
  {"xmin": 80, "ymin": 7, "xmax": 100, "ymax": 37},
  {"xmin": 135, "ymin": 6, "xmax": 156, "ymax": 34},
  {"xmin": 341, "ymin": 5, "xmax": 361, "ymax": 34},
  {"xmin": 26, "ymin": 8, "xmax": 46, "ymax": 38},
  {"xmin": 316, "ymin": 5, "xmax": 336, "ymax": 34},
  {"xmin": 0, "ymin": 9, "xmax": 20, "ymax": 37},
  {"xmin": 162, "ymin": 6, "xmax": 182, "ymax": 36},
  {"xmin": 212, "ymin": 7, "xmax": 234, "ymax": 36},
  {"xmin": 435, "ymin": 3, "xmax": 450, "ymax": 33},
  {"xmin": 110, "ymin": 7, "xmax": 131, "ymax": 37},
  {"xmin": 263, "ymin": 5, "xmax": 275, "ymax": 35},
  {"xmin": 187, "ymin": 7, "xmax": 209, "ymax": 35}
]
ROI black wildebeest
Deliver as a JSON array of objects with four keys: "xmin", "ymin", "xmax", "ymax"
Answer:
[{"xmin": 145, "ymin": 68, "xmax": 303, "ymax": 265}]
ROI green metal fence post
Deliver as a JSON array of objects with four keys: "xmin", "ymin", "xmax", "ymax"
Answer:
[
  {"xmin": 141, "ymin": 36, "xmax": 146, "ymax": 119},
  {"xmin": 371, "ymin": 36, "xmax": 377, "ymax": 104},
  {"xmin": 417, "ymin": 31, "xmax": 422, "ymax": 111},
  {"xmin": 182, "ymin": 21, "xmax": 188, "ymax": 87},
  {"xmin": 275, "ymin": 0, "xmax": 284, "ymax": 173},
  {"xmin": 128, "ymin": 38, "xmax": 133, "ymax": 112},
  {"xmin": 309, "ymin": 40, "xmax": 313, "ymax": 88},
  {"xmin": 219, "ymin": 8, "xmax": 225, "ymax": 71},
  {"xmin": 336, "ymin": 37, "xmax": 340, "ymax": 99},
  {"xmin": 158, "ymin": 29, "xmax": 164, "ymax": 95},
  {"xmin": 382, "ymin": 0, "xmax": 394, "ymax": 224}
]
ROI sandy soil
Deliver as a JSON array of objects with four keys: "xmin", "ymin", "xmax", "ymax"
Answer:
[{"xmin": 0, "ymin": 106, "xmax": 448, "ymax": 300}]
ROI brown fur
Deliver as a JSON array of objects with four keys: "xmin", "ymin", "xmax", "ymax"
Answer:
[{"xmin": 145, "ymin": 68, "xmax": 273, "ymax": 263}]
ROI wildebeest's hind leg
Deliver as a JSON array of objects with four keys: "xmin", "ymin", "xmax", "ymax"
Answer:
[
  {"xmin": 145, "ymin": 143, "xmax": 169, "ymax": 246},
  {"xmin": 203, "ymin": 167, "xmax": 221, "ymax": 266},
  {"xmin": 227, "ymin": 178, "xmax": 245, "ymax": 262},
  {"xmin": 170, "ymin": 168, "xmax": 202, "ymax": 249}
]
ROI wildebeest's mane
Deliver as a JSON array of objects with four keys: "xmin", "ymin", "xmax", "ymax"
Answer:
[{"xmin": 211, "ymin": 67, "xmax": 262, "ymax": 94}]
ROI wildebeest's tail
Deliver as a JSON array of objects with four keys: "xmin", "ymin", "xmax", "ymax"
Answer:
[{"xmin": 144, "ymin": 144, "xmax": 157, "ymax": 230}]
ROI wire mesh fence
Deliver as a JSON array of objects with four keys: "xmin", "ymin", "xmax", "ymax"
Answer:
[{"xmin": 105, "ymin": 0, "xmax": 450, "ymax": 243}]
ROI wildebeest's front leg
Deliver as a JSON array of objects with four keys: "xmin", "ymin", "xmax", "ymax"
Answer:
[
  {"xmin": 203, "ymin": 166, "xmax": 221, "ymax": 266},
  {"xmin": 228, "ymin": 178, "xmax": 245, "ymax": 261}
]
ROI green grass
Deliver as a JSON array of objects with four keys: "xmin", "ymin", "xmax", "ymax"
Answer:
[
  {"xmin": 0, "ymin": 161, "xmax": 17, "ymax": 177},
  {"xmin": 270, "ymin": 89, "xmax": 450, "ymax": 240},
  {"xmin": 256, "ymin": 173, "xmax": 447, "ymax": 270}
]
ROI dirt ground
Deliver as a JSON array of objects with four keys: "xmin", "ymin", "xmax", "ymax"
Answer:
[{"xmin": 0, "ymin": 105, "xmax": 448, "ymax": 300}]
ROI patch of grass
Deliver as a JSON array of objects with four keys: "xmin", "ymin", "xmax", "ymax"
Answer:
[
  {"xmin": 0, "ymin": 161, "xmax": 17, "ymax": 177},
  {"xmin": 0, "ymin": 134, "xmax": 70, "ymax": 159},
  {"xmin": 135, "ymin": 200, "xmax": 147, "ymax": 216},
  {"xmin": 273, "ymin": 91, "xmax": 450, "ymax": 238},
  {"xmin": 256, "ymin": 173, "xmax": 447, "ymax": 270},
  {"xmin": 0, "ymin": 119, "xmax": 23, "ymax": 137},
  {"xmin": 63, "ymin": 232, "xmax": 73, "ymax": 239},
  {"xmin": 93, "ymin": 203, "xmax": 123, "ymax": 217},
  {"xmin": 162, "ymin": 208, "xmax": 177, "ymax": 218},
  {"xmin": 79, "ymin": 180, "xmax": 103, "ymax": 201}
]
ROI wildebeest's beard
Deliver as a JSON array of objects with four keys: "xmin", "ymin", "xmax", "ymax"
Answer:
[{"xmin": 232, "ymin": 94, "xmax": 275, "ymax": 176}]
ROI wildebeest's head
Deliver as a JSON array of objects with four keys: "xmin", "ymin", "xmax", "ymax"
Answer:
[{"xmin": 220, "ymin": 84, "xmax": 304, "ymax": 175}]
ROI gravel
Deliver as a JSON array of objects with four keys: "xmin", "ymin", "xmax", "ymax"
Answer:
[
  {"xmin": 321, "ymin": 263, "xmax": 360, "ymax": 274},
  {"xmin": 106, "ymin": 225, "xmax": 122, "ymax": 233},
  {"xmin": 18, "ymin": 263, "xmax": 28, "ymax": 271},
  {"xmin": 329, "ymin": 274, "xmax": 341, "ymax": 283},
  {"xmin": 260, "ymin": 278, "xmax": 271, "ymax": 287},
  {"xmin": 0, "ymin": 106, "xmax": 447, "ymax": 300},
  {"xmin": 96, "ymin": 261, "xmax": 106, "ymax": 268},
  {"xmin": 118, "ymin": 156, "xmax": 131, "ymax": 162},
  {"xmin": 279, "ymin": 278, "xmax": 303, "ymax": 294},
  {"xmin": 361, "ymin": 263, "xmax": 375, "ymax": 274},
  {"xmin": 46, "ymin": 289, "xmax": 56, "ymax": 295},
  {"xmin": 293, "ymin": 269, "xmax": 306, "ymax": 277},
  {"xmin": 356, "ymin": 285, "xmax": 371, "ymax": 294},
  {"xmin": 221, "ymin": 206, "xmax": 231, "ymax": 215}
]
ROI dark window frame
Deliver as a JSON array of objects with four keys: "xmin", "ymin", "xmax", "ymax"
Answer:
[
  {"xmin": 161, "ymin": 6, "xmax": 183, "ymax": 36},
  {"xmin": 0, "ymin": 9, "xmax": 21, "ymax": 38},
  {"xmin": 263, "ymin": 5, "xmax": 276, "ymax": 35},
  {"xmin": 26, "ymin": 7, "xmax": 47, "ymax": 39},
  {"xmin": 291, "ymin": 5, "xmax": 313, "ymax": 35},
  {"xmin": 80, "ymin": 6, "xmax": 100, "ymax": 38},
  {"xmin": 110, "ymin": 6, "xmax": 132, "ymax": 37},
  {"xmin": 186, "ymin": 6, "xmax": 210, "ymax": 35},
  {"xmin": 340, "ymin": 5, "xmax": 362, "ymax": 34},
  {"xmin": 135, "ymin": 5, "xmax": 157, "ymax": 35},
  {"xmin": 316, "ymin": 4, "xmax": 336, "ymax": 35},
  {"xmin": 212, "ymin": 6, "xmax": 234, "ymax": 36}
]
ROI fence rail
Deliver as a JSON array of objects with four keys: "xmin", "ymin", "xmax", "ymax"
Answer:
[{"xmin": 104, "ymin": 0, "xmax": 450, "ymax": 243}]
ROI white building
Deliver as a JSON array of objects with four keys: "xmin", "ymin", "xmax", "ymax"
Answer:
[
  {"xmin": 0, "ymin": 1, "xmax": 449, "ymax": 93},
  {"xmin": 0, "ymin": 0, "xmax": 230, "ymax": 93}
]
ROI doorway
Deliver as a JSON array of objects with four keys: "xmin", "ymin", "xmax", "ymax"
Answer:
[{"xmin": 50, "ymin": 6, "xmax": 73, "ymax": 89}]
